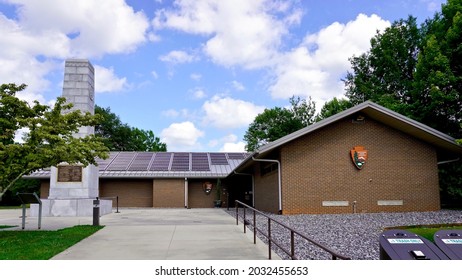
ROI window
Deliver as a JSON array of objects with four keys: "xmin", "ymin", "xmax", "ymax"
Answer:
[{"xmin": 260, "ymin": 162, "xmax": 278, "ymax": 176}]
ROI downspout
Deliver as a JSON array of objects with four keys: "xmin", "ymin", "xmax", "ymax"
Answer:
[
  {"xmin": 234, "ymin": 171, "xmax": 255, "ymax": 207},
  {"xmin": 252, "ymin": 157, "xmax": 282, "ymax": 214},
  {"xmin": 437, "ymin": 158, "xmax": 460, "ymax": 165},
  {"xmin": 184, "ymin": 178, "xmax": 188, "ymax": 208}
]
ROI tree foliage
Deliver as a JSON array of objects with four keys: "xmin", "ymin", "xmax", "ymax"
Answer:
[
  {"xmin": 95, "ymin": 105, "xmax": 167, "ymax": 152},
  {"xmin": 344, "ymin": 0, "xmax": 462, "ymax": 204},
  {"xmin": 0, "ymin": 83, "xmax": 109, "ymax": 201},
  {"xmin": 244, "ymin": 96, "xmax": 316, "ymax": 152},
  {"xmin": 316, "ymin": 98, "xmax": 353, "ymax": 121},
  {"xmin": 344, "ymin": 16, "xmax": 422, "ymax": 115}
]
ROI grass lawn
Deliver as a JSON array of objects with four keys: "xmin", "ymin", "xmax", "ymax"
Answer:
[
  {"xmin": 0, "ymin": 225, "xmax": 17, "ymax": 229},
  {"xmin": 403, "ymin": 225, "xmax": 462, "ymax": 242},
  {"xmin": 0, "ymin": 225, "xmax": 103, "ymax": 260}
]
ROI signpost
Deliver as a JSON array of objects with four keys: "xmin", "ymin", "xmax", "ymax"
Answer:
[{"xmin": 17, "ymin": 192, "xmax": 42, "ymax": 230}]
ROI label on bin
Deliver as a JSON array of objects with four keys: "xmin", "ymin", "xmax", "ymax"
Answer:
[
  {"xmin": 388, "ymin": 238, "xmax": 423, "ymax": 244},
  {"xmin": 442, "ymin": 239, "xmax": 462, "ymax": 244}
]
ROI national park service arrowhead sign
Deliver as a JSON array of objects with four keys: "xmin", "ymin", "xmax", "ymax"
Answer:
[{"xmin": 351, "ymin": 146, "xmax": 368, "ymax": 170}]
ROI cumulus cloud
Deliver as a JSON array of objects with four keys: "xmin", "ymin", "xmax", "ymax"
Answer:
[
  {"xmin": 153, "ymin": 0, "xmax": 302, "ymax": 69},
  {"xmin": 94, "ymin": 65, "xmax": 129, "ymax": 93},
  {"xmin": 209, "ymin": 134, "xmax": 246, "ymax": 152},
  {"xmin": 160, "ymin": 121, "xmax": 204, "ymax": 151},
  {"xmin": 0, "ymin": 0, "xmax": 149, "ymax": 103},
  {"xmin": 6, "ymin": 0, "xmax": 149, "ymax": 57},
  {"xmin": 202, "ymin": 96, "xmax": 265, "ymax": 129},
  {"xmin": 220, "ymin": 141, "xmax": 246, "ymax": 152},
  {"xmin": 269, "ymin": 14, "xmax": 390, "ymax": 103}
]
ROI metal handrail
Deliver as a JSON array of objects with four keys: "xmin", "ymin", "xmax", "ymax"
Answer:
[{"xmin": 235, "ymin": 200, "xmax": 350, "ymax": 260}]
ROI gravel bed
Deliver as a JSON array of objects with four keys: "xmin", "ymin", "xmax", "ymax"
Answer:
[{"xmin": 226, "ymin": 209, "xmax": 462, "ymax": 260}]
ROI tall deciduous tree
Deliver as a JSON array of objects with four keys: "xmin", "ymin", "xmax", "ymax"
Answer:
[
  {"xmin": 244, "ymin": 96, "xmax": 316, "ymax": 152},
  {"xmin": 95, "ymin": 105, "xmax": 167, "ymax": 152},
  {"xmin": 344, "ymin": 16, "xmax": 422, "ymax": 115},
  {"xmin": 316, "ymin": 98, "xmax": 353, "ymax": 121},
  {"xmin": 344, "ymin": 0, "xmax": 462, "ymax": 204},
  {"xmin": 0, "ymin": 84, "xmax": 109, "ymax": 201}
]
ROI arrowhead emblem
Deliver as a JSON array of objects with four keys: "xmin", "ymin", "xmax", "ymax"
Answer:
[{"xmin": 351, "ymin": 146, "xmax": 368, "ymax": 170}]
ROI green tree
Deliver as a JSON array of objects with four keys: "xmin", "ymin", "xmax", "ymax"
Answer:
[
  {"xmin": 345, "ymin": 16, "xmax": 422, "ymax": 115},
  {"xmin": 95, "ymin": 105, "xmax": 167, "ymax": 151},
  {"xmin": 344, "ymin": 0, "xmax": 462, "ymax": 204},
  {"xmin": 0, "ymin": 84, "xmax": 109, "ymax": 201},
  {"xmin": 316, "ymin": 98, "xmax": 353, "ymax": 121},
  {"xmin": 289, "ymin": 96, "xmax": 317, "ymax": 126},
  {"xmin": 244, "ymin": 96, "xmax": 316, "ymax": 152}
]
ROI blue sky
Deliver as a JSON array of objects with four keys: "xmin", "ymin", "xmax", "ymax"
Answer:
[{"xmin": 1, "ymin": 0, "xmax": 445, "ymax": 152}]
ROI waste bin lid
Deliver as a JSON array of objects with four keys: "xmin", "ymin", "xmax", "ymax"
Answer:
[
  {"xmin": 434, "ymin": 230, "xmax": 462, "ymax": 260},
  {"xmin": 380, "ymin": 229, "xmax": 449, "ymax": 260}
]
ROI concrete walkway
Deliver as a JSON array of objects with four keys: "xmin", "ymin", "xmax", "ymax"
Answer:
[{"xmin": 0, "ymin": 208, "xmax": 278, "ymax": 260}]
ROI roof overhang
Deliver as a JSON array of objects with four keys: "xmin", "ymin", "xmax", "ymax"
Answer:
[{"xmin": 232, "ymin": 101, "xmax": 462, "ymax": 174}]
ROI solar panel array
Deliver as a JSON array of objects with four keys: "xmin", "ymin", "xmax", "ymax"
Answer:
[
  {"xmin": 106, "ymin": 152, "xmax": 136, "ymax": 171},
  {"xmin": 210, "ymin": 153, "xmax": 228, "ymax": 165},
  {"xmin": 98, "ymin": 152, "xmax": 249, "ymax": 172},
  {"xmin": 128, "ymin": 152, "xmax": 154, "ymax": 171},
  {"xmin": 191, "ymin": 153, "xmax": 210, "ymax": 171},
  {"xmin": 227, "ymin": 153, "xmax": 247, "ymax": 160},
  {"xmin": 150, "ymin": 152, "xmax": 172, "ymax": 171},
  {"xmin": 171, "ymin": 153, "xmax": 190, "ymax": 171}
]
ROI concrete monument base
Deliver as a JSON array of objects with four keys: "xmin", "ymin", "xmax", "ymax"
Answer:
[{"xmin": 31, "ymin": 198, "xmax": 112, "ymax": 217}]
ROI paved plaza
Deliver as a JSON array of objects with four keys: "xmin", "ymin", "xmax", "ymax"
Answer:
[{"xmin": 0, "ymin": 208, "xmax": 277, "ymax": 260}]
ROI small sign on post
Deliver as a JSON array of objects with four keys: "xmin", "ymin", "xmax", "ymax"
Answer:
[{"xmin": 16, "ymin": 192, "xmax": 42, "ymax": 230}]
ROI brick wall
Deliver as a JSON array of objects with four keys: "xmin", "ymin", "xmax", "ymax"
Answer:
[
  {"xmin": 99, "ymin": 179, "xmax": 153, "ymax": 207},
  {"xmin": 188, "ymin": 179, "xmax": 216, "ymax": 208},
  {"xmin": 279, "ymin": 117, "xmax": 440, "ymax": 214},
  {"xmin": 153, "ymin": 179, "xmax": 184, "ymax": 207},
  {"xmin": 254, "ymin": 164, "xmax": 280, "ymax": 213}
]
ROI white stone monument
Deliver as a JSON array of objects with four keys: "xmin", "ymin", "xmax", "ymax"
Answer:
[{"xmin": 31, "ymin": 59, "xmax": 112, "ymax": 216}]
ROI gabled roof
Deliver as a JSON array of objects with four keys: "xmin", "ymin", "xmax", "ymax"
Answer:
[
  {"xmin": 235, "ymin": 101, "xmax": 462, "ymax": 171},
  {"xmin": 28, "ymin": 152, "xmax": 250, "ymax": 179}
]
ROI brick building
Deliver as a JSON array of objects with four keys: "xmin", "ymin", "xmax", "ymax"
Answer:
[
  {"xmin": 230, "ymin": 101, "xmax": 462, "ymax": 214},
  {"xmin": 30, "ymin": 101, "xmax": 462, "ymax": 214}
]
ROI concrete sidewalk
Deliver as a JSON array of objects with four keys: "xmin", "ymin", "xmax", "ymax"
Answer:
[{"xmin": 0, "ymin": 208, "xmax": 278, "ymax": 260}]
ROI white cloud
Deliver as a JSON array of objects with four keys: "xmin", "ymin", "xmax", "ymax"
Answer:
[
  {"xmin": 208, "ymin": 134, "xmax": 246, "ymax": 152},
  {"xmin": 190, "ymin": 73, "xmax": 202, "ymax": 81},
  {"xmin": 151, "ymin": 71, "xmax": 159, "ymax": 79},
  {"xmin": 0, "ymin": 0, "xmax": 150, "ymax": 104},
  {"xmin": 192, "ymin": 88, "xmax": 206, "ymax": 99},
  {"xmin": 5, "ymin": 0, "xmax": 150, "ymax": 57},
  {"xmin": 202, "ymin": 96, "xmax": 265, "ymax": 129},
  {"xmin": 94, "ymin": 65, "xmax": 128, "ymax": 93},
  {"xmin": 153, "ymin": 0, "xmax": 302, "ymax": 69},
  {"xmin": 159, "ymin": 50, "xmax": 197, "ymax": 64},
  {"xmin": 231, "ymin": 80, "xmax": 245, "ymax": 91},
  {"xmin": 161, "ymin": 121, "xmax": 204, "ymax": 151},
  {"xmin": 269, "ymin": 14, "xmax": 390, "ymax": 103},
  {"xmin": 220, "ymin": 141, "xmax": 246, "ymax": 152},
  {"xmin": 14, "ymin": 127, "xmax": 30, "ymax": 143}
]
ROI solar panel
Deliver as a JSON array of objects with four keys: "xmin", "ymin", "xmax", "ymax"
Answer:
[
  {"xmin": 96, "ymin": 152, "xmax": 119, "ymax": 171},
  {"xmin": 150, "ymin": 152, "xmax": 172, "ymax": 171},
  {"xmin": 106, "ymin": 152, "xmax": 136, "ymax": 171},
  {"xmin": 191, "ymin": 153, "xmax": 210, "ymax": 171},
  {"xmin": 227, "ymin": 153, "xmax": 246, "ymax": 160},
  {"xmin": 210, "ymin": 153, "xmax": 229, "ymax": 165},
  {"xmin": 128, "ymin": 152, "xmax": 154, "ymax": 171},
  {"xmin": 171, "ymin": 152, "xmax": 190, "ymax": 171}
]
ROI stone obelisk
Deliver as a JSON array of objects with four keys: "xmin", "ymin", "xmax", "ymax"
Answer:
[{"xmin": 32, "ymin": 59, "xmax": 112, "ymax": 216}]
